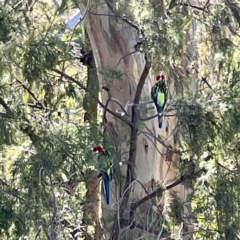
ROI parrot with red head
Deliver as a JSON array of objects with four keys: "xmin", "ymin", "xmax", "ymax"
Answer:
[
  {"xmin": 93, "ymin": 144, "xmax": 113, "ymax": 205},
  {"xmin": 151, "ymin": 74, "xmax": 168, "ymax": 128}
]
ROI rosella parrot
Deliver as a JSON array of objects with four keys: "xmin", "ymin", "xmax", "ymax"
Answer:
[
  {"xmin": 93, "ymin": 145, "xmax": 113, "ymax": 205},
  {"xmin": 151, "ymin": 74, "xmax": 167, "ymax": 128}
]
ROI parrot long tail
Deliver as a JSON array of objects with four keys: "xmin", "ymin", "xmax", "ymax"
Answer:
[
  {"xmin": 158, "ymin": 115, "xmax": 163, "ymax": 128},
  {"xmin": 103, "ymin": 178, "xmax": 110, "ymax": 205},
  {"xmin": 100, "ymin": 170, "xmax": 110, "ymax": 205}
]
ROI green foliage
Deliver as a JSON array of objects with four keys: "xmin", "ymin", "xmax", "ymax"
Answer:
[
  {"xmin": 113, "ymin": 0, "xmax": 240, "ymax": 238},
  {"xmin": 168, "ymin": 192, "xmax": 184, "ymax": 226},
  {"xmin": 1, "ymin": 0, "xmax": 240, "ymax": 239},
  {"xmin": 169, "ymin": 2, "xmax": 240, "ymax": 238},
  {"xmin": 0, "ymin": 1, "xmax": 102, "ymax": 239},
  {"xmin": 175, "ymin": 101, "xmax": 206, "ymax": 156}
]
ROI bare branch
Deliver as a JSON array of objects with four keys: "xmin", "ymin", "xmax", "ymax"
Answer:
[
  {"xmin": 111, "ymin": 97, "xmax": 129, "ymax": 115},
  {"xmin": 131, "ymin": 189, "xmax": 162, "ymax": 213},
  {"xmin": 115, "ymin": 50, "xmax": 137, "ymax": 68},
  {"xmin": 118, "ymin": 175, "xmax": 191, "ymax": 235},
  {"xmin": 138, "ymin": 130, "xmax": 164, "ymax": 157},
  {"xmin": 34, "ymin": 227, "xmax": 42, "ymax": 240},
  {"xmin": 216, "ymin": 162, "xmax": 236, "ymax": 173},
  {"xmin": 133, "ymin": 58, "xmax": 151, "ymax": 104},
  {"xmin": 104, "ymin": 1, "xmax": 142, "ymax": 35},
  {"xmin": 180, "ymin": 0, "xmax": 210, "ymax": 11},
  {"xmin": 24, "ymin": 103, "xmax": 52, "ymax": 111},
  {"xmin": 101, "ymin": 85, "xmax": 112, "ymax": 124},
  {"xmin": 201, "ymin": 77, "xmax": 215, "ymax": 93},
  {"xmin": 166, "ymin": 174, "xmax": 192, "ymax": 190},
  {"xmin": 130, "ymin": 174, "xmax": 191, "ymax": 213},
  {"xmin": 88, "ymin": 11, "xmax": 141, "ymax": 34},
  {"xmin": 110, "ymin": 56, "xmax": 151, "ymax": 240},
  {"xmin": 142, "ymin": 124, "xmax": 180, "ymax": 154},
  {"xmin": 17, "ymin": 79, "xmax": 42, "ymax": 104},
  {"xmin": 102, "ymin": 86, "xmax": 129, "ymax": 116},
  {"xmin": 52, "ymin": 68, "xmax": 132, "ymax": 126}
]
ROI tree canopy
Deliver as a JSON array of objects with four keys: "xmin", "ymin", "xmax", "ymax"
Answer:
[{"xmin": 0, "ymin": 0, "xmax": 240, "ymax": 239}]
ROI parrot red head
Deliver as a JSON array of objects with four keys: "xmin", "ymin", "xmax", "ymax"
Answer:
[
  {"xmin": 156, "ymin": 74, "xmax": 165, "ymax": 81},
  {"xmin": 93, "ymin": 145, "xmax": 104, "ymax": 153}
]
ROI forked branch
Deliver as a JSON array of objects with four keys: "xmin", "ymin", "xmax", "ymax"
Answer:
[
  {"xmin": 52, "ymin": 68, "xmax": 132, "ymax": 126},
  {"xmin": 110, "ymin": 56, "xmax": 151, "ymax": 240}
]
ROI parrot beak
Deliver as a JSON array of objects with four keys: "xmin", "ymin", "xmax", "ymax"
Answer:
[{"xmin": 94, "ymin": 150, "xmax": 99, "ymax": 154}]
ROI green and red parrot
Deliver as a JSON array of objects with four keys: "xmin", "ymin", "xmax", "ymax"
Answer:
[
  {"xmin": 93, "ymin": 144, "xmax": 113, "ymax": 205},
  {"xmin": 151, "ymin": 74, "xmax": 168, "ymax": 128}
]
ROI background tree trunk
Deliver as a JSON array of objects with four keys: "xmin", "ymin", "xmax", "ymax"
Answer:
[
  {"xmin": 80, "ymin": 2, "xmax": 188, "ymax": 239},
  {"xmin": 82, "ymin": 31, "xmax": 103, "ymax": 239}
]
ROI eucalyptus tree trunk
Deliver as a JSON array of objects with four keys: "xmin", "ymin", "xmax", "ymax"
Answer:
[
  {"xmin": 82, "ymin": 32, "xmax": 103, "ymax": 239},
  {"xmin": 80, "ymin": 2, "xmax": 187, "ymax": 239}
]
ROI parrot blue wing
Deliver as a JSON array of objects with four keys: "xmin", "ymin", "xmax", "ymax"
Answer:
[
  {"xmin": 96, "ymin": 149, "xmax": 113, "ymax": 204},
  {"xmin": 100, "ymin": 170, "xmax": 110, "ymax": 205}
]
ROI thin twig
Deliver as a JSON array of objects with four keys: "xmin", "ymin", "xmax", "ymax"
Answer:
[
  {"xmin": 138, "ymin": 131, "xmax": 164, "ymax": 157},
  {"xmin": 131, "ymin": 174, "xmax": 191, "ymax": 212},
  {"xmin": 201, "ymin": 77, "xmax": 215, "ymax": 93},
  {"xmin": 102, "ymin": 87, "xmax": 129, "ymax": 116},
  {"xmin": 115, "ymin": 50, "xmax": 137, "ymax": 68},
  {"xmin": 52, "ymin": 68, "xmax": 132, "ymax": 126},
  {"xmin": 16, "ymin": 80, "xmax": 51, "ymax": 110},
  {"xmin": 180, "ymin": 0, "xmax": 210, "ymax": 11},
  {"xmin": 141, "ymin": 113, "xmax": 159, "ymax": 121}
]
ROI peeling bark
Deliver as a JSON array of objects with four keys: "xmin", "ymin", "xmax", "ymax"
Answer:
[{"xmin": 80, "ymin": 1, "xmax": 188, "ymax": 239}]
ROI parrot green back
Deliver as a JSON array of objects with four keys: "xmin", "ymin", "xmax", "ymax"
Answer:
[
  {"xmin": 151, "ymin": 80, "xmax": 167, "ymax": 113},
  {"xmin": 97, "ymin": 150, "xmax": 113, "ymax": 179},
  {"xmin": 157, "ymin": 92, "xmax": 165, "ymax": 112}
]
